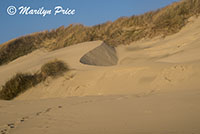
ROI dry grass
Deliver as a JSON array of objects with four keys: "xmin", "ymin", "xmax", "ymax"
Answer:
[
  {"xmin": 0, "ymin": 0, "xmax": 200, "ymax": 65},
  {"xmin": 0, "ymin": 73, "xmax": 39, "ymax": 100},
  {"xmin": 0, "ymin": 30, "xmax": 57, "ymax": 65},
  {"xmin": 41, "ymin": 59, "xmax": 69, "ymax": 79},
  {"xmin": 0, "ymin": 60, "xmax": 69, "ymax": 100}
]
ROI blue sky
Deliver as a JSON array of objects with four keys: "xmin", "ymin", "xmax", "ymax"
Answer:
[{"xmin": 0, "ymin": 0, "xmax": 178, "ymax": 44}]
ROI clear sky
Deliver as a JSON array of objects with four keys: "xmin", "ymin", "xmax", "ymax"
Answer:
[{"xmin": 0, "ymin": 0, "xmax": 178, "ymax": 44}]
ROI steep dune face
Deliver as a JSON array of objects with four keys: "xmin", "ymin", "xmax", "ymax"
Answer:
[
  {"xmin": 80, "ymin": 43, "xmax": 118, "ymax": 66},
  {"xmin": 5, "ymin": 16, "xmax": 198, "ymax": 100}
]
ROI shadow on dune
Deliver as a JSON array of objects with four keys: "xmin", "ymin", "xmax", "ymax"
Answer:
[{"xmin": 80, "ymin": 43, "xmax": 118, "ymax": 66}]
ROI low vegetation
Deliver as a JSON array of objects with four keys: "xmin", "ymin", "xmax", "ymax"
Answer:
[
  {"xmin": 0, "ymin": 60, "xmax": 69, "ymax": 100},
  {"xmin": 0, "ymin": 0, "xmax": 200, "ymax": 65},
  {"xmin": 0, "ymin": 73, "xmax": 39, "ymax": 100},
  {"xmin": 41, "ymin": 59, "xmax": 69, "ymax": 79}
]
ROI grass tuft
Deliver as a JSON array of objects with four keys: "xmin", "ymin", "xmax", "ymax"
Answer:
[
  {"xmin": 0, "ymin": 73, "xmax": 38, "ymax": 100},
  {"xmin": 41, "ymin": 59, "xmax": 69, "ymax": 79},
  {"xmin": 0, "ymin": 60, "xmax": 69, "ymax": 100}
]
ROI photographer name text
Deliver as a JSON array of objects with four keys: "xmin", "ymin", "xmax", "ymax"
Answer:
[{"xmin": 7, "ymin": 6, "xmax": 76, "ymax": 16}]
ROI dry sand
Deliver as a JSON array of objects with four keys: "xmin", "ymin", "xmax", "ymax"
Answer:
[
  {"xmin": 0, "ymin": 16, "xmax": 200, "ymax": 133},
  {"xmin": 1, "ymin": 89, "xmax": 200, "ymax": 134}
]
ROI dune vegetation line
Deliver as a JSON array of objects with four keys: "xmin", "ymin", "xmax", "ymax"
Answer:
[{"xmin": 0, "ymin": 0, "xmax": 200, "ymax": 66}]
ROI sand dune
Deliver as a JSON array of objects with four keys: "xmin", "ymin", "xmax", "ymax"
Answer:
[
  {"xmin": 5, "ymin": 16, "xmax": 199, "ymax": 100},
  {"xmin": 1, "ymin": 16, "xmax": 200, "ymax": 133}
]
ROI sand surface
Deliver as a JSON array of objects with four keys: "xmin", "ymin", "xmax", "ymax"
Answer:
[
  {"xmin": 0, "ymin": 16, "xmax": 200, "ymax": 133},
  {"xmin": 1, "ymin": 89, "xmax": 200, "ymax": 134}
]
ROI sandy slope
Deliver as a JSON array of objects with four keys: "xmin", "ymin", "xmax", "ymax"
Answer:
[
  {"xmin": 0, "ymin": 41, "xmax": 102, "ymax": 87},
  {"xmin": 12, "ymin": 16, "xmax": 200, "ymax": 100},
  {"xmin": 0, "ymin": 16, "xmax": 200, "ymax": 133}
]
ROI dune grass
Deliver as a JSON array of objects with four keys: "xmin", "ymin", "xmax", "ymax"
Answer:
[
  {"xmin": 0, "ymin": 0, "xmax": 200, "ymax": 66},
  {"xmin": 0, "ymin": 73, "xmax": 39, "ymax": 100},
  {"xmin": 0, "ymin": 60, "xmax": 69, "ymax": 100},
  {"xmin": 41, "ymin": 59, "xmax": 69, "ymax": 79}
]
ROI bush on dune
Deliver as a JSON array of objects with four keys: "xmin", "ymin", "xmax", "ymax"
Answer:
[
  {"xmin": 41, "ymin": 59, "xmax": 69, "ymax": 79},
  {"xmin": 0, "ymin": 73, "xmax": 38, "ymax": 100},
  {"xmin": 0, "ymin": 60, "xmax": 69, "ymax": 100}
]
